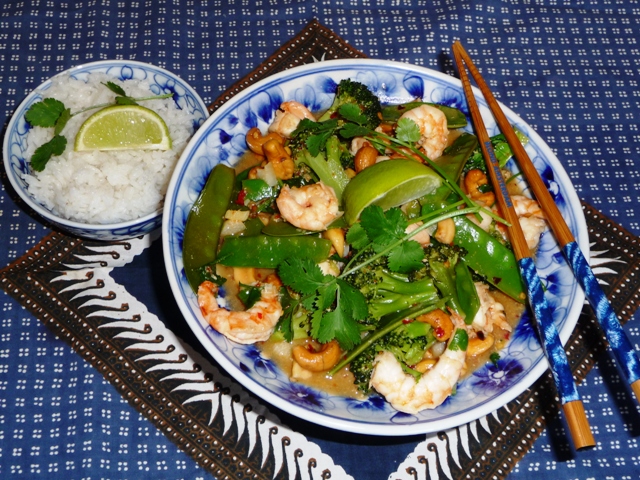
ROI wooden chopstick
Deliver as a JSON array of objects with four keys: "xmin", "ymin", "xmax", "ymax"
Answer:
[
  {"xmin": 452, "ymin": 42, "xmax": 595, "ymax": 450},
  {"xmin": 454, "ymin": 41, "xmax": 640, "ymax": 405}
]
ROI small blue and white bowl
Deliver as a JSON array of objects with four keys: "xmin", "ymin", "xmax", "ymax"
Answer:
[
  {"xmin": 3, "ymin": 60, "xmax": 209, "ymax": 241},
  {"xmin": 163, "ymin": 59, "xmax": 588, "ymax": 436}
]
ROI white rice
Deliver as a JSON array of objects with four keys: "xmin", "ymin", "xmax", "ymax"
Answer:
[{"xmin": 23, "ymin": 72, "xmax": 195, "ymax": 224}]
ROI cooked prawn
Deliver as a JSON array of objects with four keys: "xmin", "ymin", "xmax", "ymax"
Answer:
[
  {"xmin": 398, "ymin": 104, "xmax": 449, "ymax": 160},
  {"xmin": 268, "ymin": 100, "xmax": 316, "ymax": 138},
  {"xmin": 369, "ymin": 312, "xmax": 467, "ymax": 413},
  {"xmin": 275, "ymin": 182, "xmax": 342, "ymax": 231},
  {"xmin": 471, "ymin": 282, "xmax": 511, "ymax": 334},
  {"xmin": 405, "ymin": 221, "xmax": 431, "ymax": 246},
  {"xmin": 512, "ymin": 194, "xmax": 547, "ymax": 251},
  {"xmin": 197, "ymin": 279, "xmax": 283, "ymax": 344}
]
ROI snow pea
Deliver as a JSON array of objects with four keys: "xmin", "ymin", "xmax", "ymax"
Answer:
[
  {"xmin": 381, "ymin": 102, "xmax": 468, "ymax": 129},
  {"xmin": 452, "ymin": 216, "xmax": 526, "ymax": 302},
  {"xmin": 430, "ymin": 261, "xmax": 464, "ymax": 316},
  {"xmin": 216, "ymin": 235, "xmax": 332, "ymax": 268},
  {"xmin": 455, "ymin": 261, "xmax": 481, "ymax": 324},
  {"xmin": 183, "ymin": 164, "xmax": 236, "ymax": 292}
]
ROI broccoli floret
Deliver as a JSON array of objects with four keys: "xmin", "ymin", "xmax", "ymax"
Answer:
[
  {"xmin": 349, "ymin": 321, "xmax": 436, "ymax": 393},
  {"xmin": 345, "ymin": 249, "xmax": 440, "ymax": 320},
  {"xmin": 317, "ymin": 79, "xmax": 382, "ymax": 130},
  {"xmin": 287, "ymin": 120, "xmax": 350, "ymax": 201}
]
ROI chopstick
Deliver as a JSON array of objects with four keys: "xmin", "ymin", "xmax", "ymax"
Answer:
[
  {"xmin": 453, "ymin": 41, "xmax": 640, "ymax": 405},
  {"xmin": 452, "ymin": 42, "xmax": 595, "ymax": 450}
]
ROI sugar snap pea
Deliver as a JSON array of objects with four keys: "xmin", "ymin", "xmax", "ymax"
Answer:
[{"xmin": 183, "ymin": 164, "xmax": 236, "ymax": 292}]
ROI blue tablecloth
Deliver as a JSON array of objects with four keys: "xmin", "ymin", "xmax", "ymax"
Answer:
[{"xmin": 1, "ymin": 2, "xmax": 640, "ymax": 479}]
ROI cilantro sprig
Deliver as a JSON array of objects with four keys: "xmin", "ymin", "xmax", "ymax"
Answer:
[
  {"xmin": 277, "ymin": 202, "xmax": 480, "ymax": 350},
  {"xmin": 278, "ymin": 257, "xmax": 367, "ymax": 350},
  {"xmin": 24, "ymin": 81, "xmax": 173, "ymax": 171}
]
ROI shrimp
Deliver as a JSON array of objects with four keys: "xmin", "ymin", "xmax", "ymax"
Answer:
[
  {"xmin": 464, "ymin": 169, "xmax": 496, "ymax": 207},
  {"xmin": 275, "ymin": 182, "xmax": 342, "ymax": 231},
  {"xmin": 471, "ymin": 282, "xmax": 511, "ymax": 334},
  {"xmin": 268, "ymin": 101, "xmax": 316, "ymax": 138},
  {"xmin": 398, "ymin": 104, "xmax": 449, "ymax": 160},
  {"xmin": 369, "ymin": 312, "xmax": 467, "ymax": 413},
  {"xmin": 197, "ymin": 279, "xmax": 283, "ymax": 344},
  {"xmin": 512, "ymin": 194, "xmax": 547, "ymax": 251}
]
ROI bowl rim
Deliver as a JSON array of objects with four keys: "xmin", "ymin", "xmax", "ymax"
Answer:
[
  {"xmin": 3, "ymin": 59, "xmax": 209, "ymax": 232},
  {"xmin": 162, "ymin": 58, "xmax": 589, "ymax": 435}
]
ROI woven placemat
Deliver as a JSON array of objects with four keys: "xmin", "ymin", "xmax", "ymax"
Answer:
[{"xmin": 1, "ymin": 20, "xmax": 639, "ymax": 480}]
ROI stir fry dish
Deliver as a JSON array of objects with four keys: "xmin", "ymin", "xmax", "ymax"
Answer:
[{"xmin": 182, "ymin": 79, "xmax": 547, "ymax": 414}]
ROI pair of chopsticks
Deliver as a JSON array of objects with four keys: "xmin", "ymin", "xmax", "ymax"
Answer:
[{"xmin": 452, "ymin": 41, "xmax": 597, "ymax": 449}]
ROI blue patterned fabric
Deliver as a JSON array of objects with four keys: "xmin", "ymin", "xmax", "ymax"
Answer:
[{"xmin": 1, "ymin": 2, "xmax": 640, "ymax": 479}]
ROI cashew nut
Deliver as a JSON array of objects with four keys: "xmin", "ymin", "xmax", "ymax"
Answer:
[
  {"xmin": 434, "ymin": 218, "xmax": 455, "ymax": 244},
  {"xmin": 262, "ymin": 139, "xmax": 295, "ymax": 180},
  {"xmin": 467, "ymin": 334, "xmax": 495, "ymax": 356},
  {"xmin": 292, "ymin": 340, "xmax": 342, "ymax": 372},
  {"xmin": 354, "ymin": 145, "xmax": 379, "ymax": 172},
  {"xmin": 323, "ymin": 228, "xmax": 345, "ymax": 257},
  {"xmin": 245, "ymin": 127, "xmax": 286, "ymax": 156},
  {"xmin": 417, "ymin": 309, "xmax": 454, "ymax": 341},
  {"xmin": 414, "ymin": 358, "xmax": 437, "ymax": 373}
]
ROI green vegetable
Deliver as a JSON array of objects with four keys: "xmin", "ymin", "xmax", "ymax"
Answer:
[
  {"xmin": 344, "ymin": 250, "xmax": 440, "ymax": 319},
  {"xmin": 430, "ymin": 260, "xmax": 464, "ymax": 316},
  {"xmin": 317, "ymin": 78, "xmax": 382, "ymax": 129},
  {"xmin": 288, "ymin": 129, "xmax": 351, "ymax": 202},
  {"xmin": 455, "ymin": 261, "xmax": 481, "ymax": 324},
  {"xmin": 183, "ymin": 164, "xmax": 236, "ymax": 292},
  {"xmin": 216, "ymin": 235, "xmax": 332, "ymax": 268},
  {"xmin": 448, "ymin": 328, "xmax": 469, "ymax": 351},
  {"xmin": 452, "ymin": 216, "xmax": 526, "ymax": 302},
  {"xmin": 465, "ymin": 126, "xmax": 529, "ymax": 174},
  {"xmin": 278, "ymin": 256, "xmax": 368, "ymax": 350},
  {"xmin": 380, "ymin": 101, "xmax": 468, "ymax": 129}
]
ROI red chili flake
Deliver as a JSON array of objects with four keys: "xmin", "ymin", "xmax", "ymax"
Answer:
[
  {"xmin": 504, "ymin": 332, "xmax": 510, "ymax": 340},
  {"xmin": 236, "ymin": 190, "xmax": 246, "ymax": 205},
  {"xmin": 402, "ymin": 318, "xmax": 413, "ymax": 324},
  {"xmin": 493, "ymin": 277, "xmax": 503, "ymax": 285},
  {"xmin": 435, "ymin": 327, "xmax": 445, "ymax": 339},
  {"xmin": 256, "ymin": 312, "xmax": 263, "ymax": 319}
]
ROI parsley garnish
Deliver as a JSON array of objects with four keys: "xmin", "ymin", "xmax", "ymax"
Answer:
[
  {"xmin": 24, "ymin": 82, "xmax": 173, "ymax": 171},
  {"xmin": 278, "ymin": 257, "xmax": 367, "ymax": 350}
]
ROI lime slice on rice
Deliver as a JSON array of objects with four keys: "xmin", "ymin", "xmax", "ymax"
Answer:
[
  {"xmin": 342, "ymin": 159, "xmax": 442, "ymax": 225},
  {"xmin": 74, "ymin": 105, "xmax": 172, "ymax": 151}
]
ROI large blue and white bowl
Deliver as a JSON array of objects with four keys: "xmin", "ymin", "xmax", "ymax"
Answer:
[
  {"xmin": 3, "ymin": 60, "xmax": 209, "ymax": 241},
  {"xmin": 162, "ymin": 59, "xmax": 588, "ymax": 436}
]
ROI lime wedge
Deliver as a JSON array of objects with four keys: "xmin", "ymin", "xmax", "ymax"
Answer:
[
  {"xmin": 74, "ymin": 105, "xmax": 172, "ymax": 152},
  {"xmin": 342, "ymin": 159, "xmax": 442, "ymax": 225}
]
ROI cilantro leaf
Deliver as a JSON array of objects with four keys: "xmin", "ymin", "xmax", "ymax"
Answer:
[
  {"xmin": 387, "ymin": 240, "xmax": 425, "ymax": 273},
  {"xmin": 360, "ymin": 205, "xmax": 407, "ymax": 252},
  {"xmin": 396, "ymin": 117, "xmax": 421, "ymax": 143},
  {"xmin": 103, "ymin": 81, "xmax": 127, "ymax": 97},
  {"xmin": 25, "ymin": 98, "xmax": 66, "ymax": 128},
  {"xmin": 277, "ymin": 288, "xmax": 299, "ymax": 342},
  {"xmin": 115, "ymin": 96, "xmax": 139, "ymax": 106},
  {"xmin": 345, "ymin": 222, "xmax": 370, "ymax": 250},
  {"xmin": 316, "ymin": 281, "xmax": 365, "ymax": 350},
  {"xmin": 338, "ymin": 103, "xmax": 367, "ymax": 125},
  {"xmin": 31, "ymin": 135, "xmax": 67, "ymax": 172},
  {"xmin": 279, "ymin": 257, "xmax": 328, "ymax": 295},
  {"xmin": 237, "ymin": 283, "xmax": 262, "ymax": 309},
  {"xmin": 54, "ymin": 108, "xmax": 71, "ymax": 136},
  {"xmin": 339, "ymin": 122, "xmax": 370, "ymax": 139}
]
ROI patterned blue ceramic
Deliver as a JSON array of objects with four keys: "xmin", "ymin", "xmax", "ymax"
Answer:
[
  {"xmin": 162, "ymin": 59, "xmax": 588, "ymax": 436},
  {"xmin": 3, "ymin": 60, "xmax": 209, "ymax": 241}
]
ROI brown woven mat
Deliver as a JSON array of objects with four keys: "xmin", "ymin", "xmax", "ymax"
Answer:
[{"xmin": 2, "ymin": 19, "xmax": 639, "ymax": 480}]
